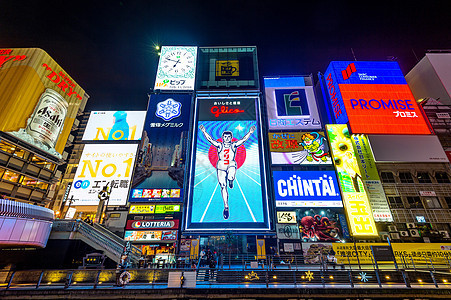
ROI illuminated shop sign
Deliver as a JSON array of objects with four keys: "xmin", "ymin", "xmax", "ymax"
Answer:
[
  {"xmin": 154, "ymin": 46, "xmax": 197, "ymax": 91},
  {"xmin": 326, "ymin": 124, "xmax": 378, "ymax": 237},
  {"xmin": 216, "ymin": 60, "xmax": 239, "ymax": 77},
  {"xmin": 185, "ymin": 97, "xmax": 270, "ymax": 232},
  {"xmin": 351, "ymin": 134, "xmax": 393, "ymax": 222},
  {"xmin": 277, "ymin": 211, "xmax": 297, "ymax": 224},
  {"xmin": 128, "ymin": 204, "xmax": 181, "ymax": 214},
  {"xmin": 273, "ymin": 171, "xmax": 342, "ymax": 208},
  {"xmin": 68, "ymin": 144, "xmax": 137, "ymax": 206},
  {"xmin": 82, "ymin": 111, "xmax": 146, "ymax": 141},
  {"xmin": 269, "ymin": 131, "xmax": 332, "ymax": 165},
  {"xmin": 324, "ymin": 61, "xmax": 431, "ymax": 135},
  {"xmin": 126, "ymin": 219, "xmax": 179, "ymax": 230},
  {"xmin": 264, "ymin": 76, "xmax": 321, "ymax": 130},
  {"xmin": 276, "ymin": 224, "xmax": 300, "ymax": 240},
  {"xmin": 124, "ymin": 230, "xmax": 178, "ymax": 242}
]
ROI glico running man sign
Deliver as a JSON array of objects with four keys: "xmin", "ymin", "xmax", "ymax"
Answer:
[{"xmin": 184, "ymin": 96, "xmax": 271, "ymax": 232}]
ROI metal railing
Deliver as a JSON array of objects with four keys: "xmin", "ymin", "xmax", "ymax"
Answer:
[
  {"xmin": 0, "ymin": 199, "xmax": 54, "ymax": 221},
  {"xmin": 52, "ymin": 220, "xmax": 141, "ymax": 264}
]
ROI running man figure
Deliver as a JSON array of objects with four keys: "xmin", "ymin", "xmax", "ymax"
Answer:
[{"xmin": 199, "ymin": 124, "xmax": 256, "ymax": 219}]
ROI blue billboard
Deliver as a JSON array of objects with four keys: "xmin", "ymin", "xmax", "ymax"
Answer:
[
  {"xmin": 184, "ymin": 97, "xmax": 271, "ymax": 232},
  {"xmin": 273, "ymin": 171, "xmax": 343, "ymax": 208},
  {"xmin": 128, "ymin": 94, "xmax": 192, "ymax": 203}
]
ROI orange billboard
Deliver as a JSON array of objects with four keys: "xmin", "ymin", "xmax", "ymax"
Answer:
[{"xmin": 0, "ymin": 48, "xmax": 88, "ymax": 156}]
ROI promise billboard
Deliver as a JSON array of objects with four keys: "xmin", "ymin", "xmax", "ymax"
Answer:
[
  {"xmin": 324, "ymin": 61, "xmax": 431, "ymax": 135},
  {"xmin": 0, "ymin": 48, "xmax": 87, "ymax": 157},
  {"xmin": 185, "ymin": 97, "xmax": 271, "ymax": 232}
]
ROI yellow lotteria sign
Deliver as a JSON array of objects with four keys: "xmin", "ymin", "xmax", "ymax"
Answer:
[{"xmin": 326, "ymin": 124, "xmax": 377, "ymax": 237}]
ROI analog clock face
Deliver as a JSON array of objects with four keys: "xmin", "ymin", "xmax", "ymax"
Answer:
[{"xmin": 161, "ymin": 49, "xmax": 195, "ymax": 76}]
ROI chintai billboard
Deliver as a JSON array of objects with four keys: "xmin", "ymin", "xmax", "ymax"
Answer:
[{"xmin": 184, "ymin": 96, "xmax": 271, "ymax": 232}]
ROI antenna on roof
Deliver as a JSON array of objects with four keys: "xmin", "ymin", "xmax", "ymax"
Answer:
[{"xmin": 351, "ymin": 48, "xmax": 357, "ymax": 61}]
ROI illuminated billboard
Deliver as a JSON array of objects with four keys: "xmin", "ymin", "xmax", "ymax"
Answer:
[
  {"xmin": 124, "ymin": 230, "xmax": 178, "ymax": 242},
  {"xmin": 126, "ymin": 219, "xmax": 179, "ymax": 230},
  {"xmin": 269, "ymin": 132, "xmax": 332, "ymax": 165},
  {"xmin": 324, "ymin": 61, "xmax": 431, "ymax": 135},
  {"xmin": 82, "ymin": 111, "xmax": 146, "ymax": 141},
  {"xmin": 264, "ymin": 76, "xmax": 321, "ymax": 130},
  {"xmin": 185, "ymin": 97, "xmax": 271, "ymax": 232},
  {"xmin": 326, "ymin": 124, "xmax": 378, "ymax": 237},
  {"xmin": 128, "ymin": 94, "xmax": 192, "ymax": 203},
  {"xmin": 273, "ymin": 171, "xmax": 342, "ymax": 207},
  {"xmin": 351, "ymin": 134, "xmax": 393, "ymax": 222},
  {"xmin": 0, "ymin": 48, "xmax": 87, "ymax": 157},
  {"xmin": 67, "ymin": 144, "xmax": 138, "ymax": 206},
  {"xmin": 129, "ymin": 204, "xmax": 181, "ymax": 214},
  {"xmin": 154, "ymin": 46, "xmax": 197, "ymax": 91}
]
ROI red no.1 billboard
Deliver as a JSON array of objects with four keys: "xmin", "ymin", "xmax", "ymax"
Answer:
[{"xmin": 325, "ymin": 61, "xmax": 432, "ymax": 135}]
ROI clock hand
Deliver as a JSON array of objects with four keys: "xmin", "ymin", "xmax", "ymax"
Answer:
[
  {"xmin": 165, "ymin": 58, "xmax": 178, "ymax": 62},
  {"xmin": 173, "ymin": 59, "xmax": 181, "ymax": 68}
]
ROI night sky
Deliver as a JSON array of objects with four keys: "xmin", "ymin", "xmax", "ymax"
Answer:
[{"xmin": 1, "ymin": 1, "xmax": 450, "ymax": 111}]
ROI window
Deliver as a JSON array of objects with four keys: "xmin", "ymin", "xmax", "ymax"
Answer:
[
  {"xmin": 424, "ymin": 197, "xmax": 442, "ymax": 208},
  {"xmin": 406, "ymin": 196, "xmax": 423, "ymax": 208},
  {"xmin": 417, "ymin": 172, "xmax": 432, "ymax": 183},
  {"xmin": 2, "ymin": 170, "xmax": 20, "ymax": 183},
  {"xmin": 387, "ymin": 196, "xmax": 404, "ymax": 208},
  {"xmin": 380, "ymin": 172, "xmax": 396, "ymax": 183},
  {"xmin": 445, "ymin": 197, "xmax": 451, "ymax": 208},
  {"xmin": 435, "ymin": 172, "xmax": 450, "ymax": 183},
  {"xmin": 399, "ymin": 172, "xmax": 414, "ymax": 183}
]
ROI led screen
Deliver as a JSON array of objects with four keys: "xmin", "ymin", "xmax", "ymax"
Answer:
[
  {"xmin": 326, "ymin": 124, "xmax": 378, "ymax": 237},
  {"xmin": 128, "ymin": 94, "xmax": 192, "ymax": 203},
  {"xmin": 273, "ymin": 171, "xmax": 342, "ymax": 207},
  {"xmin": 185, "ymin": 97, "xmax": 270, "ymax": 232},
  {"xmin": 324, "ymin": 61, "xmax": 431, "ymax": 135},
  {"xmin": 264, "ymin": 76, "xmax": 321, "ymax": 130},
  {"xmin": 68, "ymin": 144, "xmax": 138, "ymax": 206},
  {"xmin": 269, "ymin": 132, "xmax": 332, "ymax": 165},
  {"xmin": 124, "ymin": 230, "xmax": 178, "ymax": 242},
  {"xmin": 82, "ymin": 111, "xmax": 146, "ymax": 141}
]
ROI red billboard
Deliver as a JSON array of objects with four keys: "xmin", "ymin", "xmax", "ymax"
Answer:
[
  {"xmin": 340, "ymin": 84, "xmax": 431, "ymax": 134},
  {"xmin": 125, "ymin": 219, "xmax": 179, "ymax": 230}
]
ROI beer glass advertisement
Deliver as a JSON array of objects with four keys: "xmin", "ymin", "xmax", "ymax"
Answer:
[
  {"xmin": 82, "ymin": 111, "xmax": 146, "ymax": 141},
  {"xmin": 185, "ymin": 97, "xmax": 271, "ymax": 232},
  {"xmin": 273, "ymin": 171, "xmax": 342, "ymax": 207},
  {"xmin": 269, "ymin": 132, "xmax": 332, "ymax": 165},
  {"xmin": 264, "ymin": 76, "xmax": 321, "ymax": 130},
  {"xmin": 68, "ymin": 144, "xmax": 138, "ymax": 206},
  {"xmin": 128, "ymin": 94, "xmax": 192, "ymax": 203},
  {"xmin": 0, "ymin": 48, "xmax": 87, "ymax": 157}
]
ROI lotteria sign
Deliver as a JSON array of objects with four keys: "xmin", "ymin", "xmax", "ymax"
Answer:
[
  {"xmin": 126, "ymin": 219, "xmax": 179, "ymax": 230},
  {"xmin": 273, "ymin": 171, "xmax": 343, "ymax": 207},
  {"xmin": 324, "ymin": 61, "xmax": 431, "ymax": 135}
]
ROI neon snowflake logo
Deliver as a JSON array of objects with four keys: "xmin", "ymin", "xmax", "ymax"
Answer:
[
  {"xmin": 358, "ymin": 272, "xmax": 372, "ymax": 282},
  {"xmin": 155, "ymin": 98, "xmax": 182, "ymax": 121},
  {"xmin": 305, "ymin": 271, "xmax": 314, "ymax": 281}
]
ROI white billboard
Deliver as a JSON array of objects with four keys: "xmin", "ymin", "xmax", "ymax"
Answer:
[
  {"xmin": 368, "ymin": 135, "xmax": 448, "ymax": 163},
  {"xmin": 154, "ymin": 46, "xmax": 198, "ymax": 91},
  {"xmin": 82, "ymin": 111, "xmax": 146, "ymax": 141},
  {"xmin": 68, "ymin": 144, "xmax": 138, "ymax": 206}
]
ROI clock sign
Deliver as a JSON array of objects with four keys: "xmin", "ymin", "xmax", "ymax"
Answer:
[{"xmin": 154, "ymin": 46, "xmax": 198, "ymax": 91}]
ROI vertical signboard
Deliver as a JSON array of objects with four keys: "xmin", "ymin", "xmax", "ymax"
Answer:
[
  {"xmin": 128, "ymin": 94, "xmax": 192, "ymax": 203},
  {"xmin": 154, "ymin": 46, "xmax": 197, "ymax": 91},
  {"xmin": 324, "ymin": 61, "xmax": 431, "ymax": 135},
  {"xmin": 351, "ymin": 135, "xmax": 393, "ymax": 222},
  {"xmin": 0, "ymin": 48, "xmax": 87, "ymax": 156},
  {"xmin": 185, "ymin": 97, "xmax": 270, "ymax": 231},
  {"xmin": 326, "ymin": 124, "xmax": 378, "ymax": 237},
  {"xmin": 68, "ymin": 144, "xmax": 138, "ymax": 206},
  {"xmin": 264, "ymin": 76, "xmax": 321, "ymax": 130}
]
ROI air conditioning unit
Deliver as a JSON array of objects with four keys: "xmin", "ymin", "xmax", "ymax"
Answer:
[
  {"xmin": 390, "ymin": 232, "xmax": 400, "ymax": 240},
  {"xmin": 439, "ymin": 231, "xmax": 450, "ymax": 239},
  {"xmin": 388, "ymin": 225, "xmax": 398, "ymax": 232},
  {"xmin": 410, "ymin": 229, "xmax": 420, "ymax": 237},
  {"xmin": 399, "ymin": 231, "xmax": 410, "ymax": 238},
  {"xmin": 380, "ymin": 232, "xmax": 389, "ymax": 241},
  {"xmin": 406, "ymin": 223, "xmax": 416, "ymax": 229}
]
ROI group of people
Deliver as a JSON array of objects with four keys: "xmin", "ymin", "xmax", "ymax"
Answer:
[
  {"xmin": 83, "ymin": 216, "xmax": 94, "ymax": 225},
  {"xmin": 199, "ymin": 248, "xmax": 218, "ymax": 269}
]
